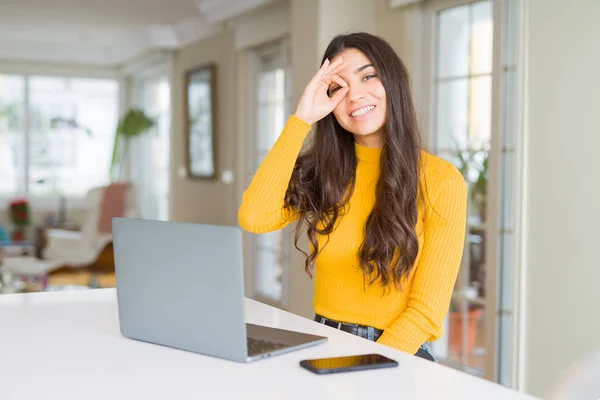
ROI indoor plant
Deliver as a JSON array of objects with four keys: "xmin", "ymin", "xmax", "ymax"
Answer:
[
  {"xmin": 447, "ymin": 145, "xmax": 489, "ymax": 356},
  {"xmin": 8, "ymin": 198, "xmax": 30, "ymax": 241},
  {"xmin": 452, "ymin": 146, "xmax": 489, "ymax": 222},
  {"xmin": 109, "ymin": 108, "xmax": 155, "ymax": 181}
]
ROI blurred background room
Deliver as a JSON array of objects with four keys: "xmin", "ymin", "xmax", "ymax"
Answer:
[{"xmin": 0, "ymin": 0, "xmax": 598, "ymax": 398}]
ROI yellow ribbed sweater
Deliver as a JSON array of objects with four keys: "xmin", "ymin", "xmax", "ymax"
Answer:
[{"xmin": 238, "ymin": 116, "xmax": 467, "ymax": 354}]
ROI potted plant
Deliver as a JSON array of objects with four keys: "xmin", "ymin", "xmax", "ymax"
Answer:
[
  {"xmin": 473, "ymin": 152, "xmax": 488, "ymax": 221},
  {"xmin": 448, "ymin": 298, "xmax": 484, "ymax": 356},
  {"xmin": 447, "ymin": 145, "xmax": 489, "ymax": 356},
  {"xmin": 109, "ymin": 108, "xmax": 155, "ymax": 181},
  {"xmin": 451, "ymin": 146, "xmax": 489, "ymax": 222},
  {"xmin": 8, "ymin": 198, "xmax": 30, "ymax": 241}
]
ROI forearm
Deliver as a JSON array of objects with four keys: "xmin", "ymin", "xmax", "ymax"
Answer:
[
  {"xmin": 378, "ymin": 165, "xmax": 467, "ymax": 354},
  {"xmin": 238, "ymin": 115, "xmax": 311, "ymax": 233}
]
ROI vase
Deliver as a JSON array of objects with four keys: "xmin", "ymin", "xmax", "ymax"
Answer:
[
  {"xmin": 448, "ymin": 308, "xmax": 484, "ymax": 356},
  {"xmin": 11, "ymin": 229, "xmax": 25, "ymax": 242}
]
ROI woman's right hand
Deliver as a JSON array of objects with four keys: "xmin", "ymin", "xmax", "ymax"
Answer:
[{"xmin": 293, "ymin": 57, "xmax": 349, "ymax": 125}]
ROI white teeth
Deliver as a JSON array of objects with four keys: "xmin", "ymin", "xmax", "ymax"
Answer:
[{"xmin": 351, "ymin": 105, "xmax": 375, "ymax": 117}]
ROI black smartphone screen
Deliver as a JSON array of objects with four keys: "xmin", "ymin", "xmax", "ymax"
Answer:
[{"xmin": 299, "ymin": 354, "xmax": 398, "ymax": 374}]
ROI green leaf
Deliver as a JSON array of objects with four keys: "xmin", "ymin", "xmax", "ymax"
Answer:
[{"xmin": 109, "ymin": 108, "xmax": 155, "ymax": 180}]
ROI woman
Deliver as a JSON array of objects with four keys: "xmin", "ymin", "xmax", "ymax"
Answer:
[{"xmin": 238, "ymin": 32, "xmax": 467, "ymax": 362}]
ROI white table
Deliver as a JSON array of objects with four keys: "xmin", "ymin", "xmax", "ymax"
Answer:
[{"xmin": 0, "ymin": 289, "xmax": 538, "ymax": 400}]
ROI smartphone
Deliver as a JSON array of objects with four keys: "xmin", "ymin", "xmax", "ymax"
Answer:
[{"xmin": 299, "ymin": 353, "xmax": 398, "ymax": 374}]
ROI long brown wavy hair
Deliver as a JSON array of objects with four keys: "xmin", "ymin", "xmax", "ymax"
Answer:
[{"xmin": 284, "ymin": 32, "xmax": 424, "ymax": 290}]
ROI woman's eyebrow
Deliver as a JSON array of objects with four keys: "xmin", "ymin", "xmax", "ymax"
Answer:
[
  {"xmin": 337, "ymin": 63, "xmax": 375, "ymax": 83},
  {"xmin": 354, "ymin": 63, "xmax": 374, "ymax": 74}
]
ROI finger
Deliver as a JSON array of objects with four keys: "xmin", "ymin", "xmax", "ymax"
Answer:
[
  {"xmin": 319, "ymin": 58, "xmax": 331, "ymax": 74},
  {"xmin": 329, "ymin": 86, "xmax": 349, "ymax": 107},
  {"xmin": 322, "ymin": 74, "xmax": 347, "ymax": 97},
  {"xmin": 322, "ymin": 73, "xmax": 342, "ymax": 87},
  {"xmin": 326, "ymin": 59, "xmax": 347, "ymax": 75},
  {"xmin": 311, "ymin": 59, "xmax": 331, "ymax": 85},
  {"xmin": 310, "ymin": 58, "xmax": 345, "ymax": 90},
  {"xmin": 327, "ymin": 56, "xmax": 344, "ymax": 69},
  {"xmin": 329, "ymin": 74, "xmax": 347, "ymax": 88},
  {"xmin": 318, "ymin": 57, "xmax": 344, "ymax": 82},
  {"xmin": 317, "ymin": 62, "xmax": 347, "ymax": 91}
]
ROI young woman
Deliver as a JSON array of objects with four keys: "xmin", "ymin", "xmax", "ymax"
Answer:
[{"xmin": 238, "ymin": 32, "xmax": 467, "ymax": 361}]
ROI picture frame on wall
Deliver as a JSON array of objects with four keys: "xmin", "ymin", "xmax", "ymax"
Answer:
[{"xmin": 185, "ymin": 64, "xmax": 216, "ymax": 179}]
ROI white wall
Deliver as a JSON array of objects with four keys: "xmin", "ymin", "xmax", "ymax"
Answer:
[
  {"xmin": 523, "ymin": 0, "xmax": 600, "ymax": 396},
  {"xmin": 287, "ymin": 0, "xmax": 320, "ymax": 318},
  {"xmin": 169, "ymin": 29, "xmax": 238, "ymax": 226},
  {"xmin": 374, "ymin": 0, "xmax": 424, "ymax": 117},
  {"xmin": 318, "ymin": 0, "xmax": 375, "ymax": 44}
]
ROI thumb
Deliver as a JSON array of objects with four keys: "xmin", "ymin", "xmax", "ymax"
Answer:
[{"xmin": 329, "ymin": 87, "xmax": 349, "ymax": 108}]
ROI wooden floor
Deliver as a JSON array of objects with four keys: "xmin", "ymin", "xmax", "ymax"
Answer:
[
  {"xmin": 45, "ymin": 242, "xmax": 117, "ymax": 289},
  {"xmin": 48, "ymin": 271, "xmax": 116, "ymax": 288}
]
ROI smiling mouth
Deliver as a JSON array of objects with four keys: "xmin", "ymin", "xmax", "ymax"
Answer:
[{"xmin": 350, "ymin": 105, "xmax": 376, "ymax": 118}]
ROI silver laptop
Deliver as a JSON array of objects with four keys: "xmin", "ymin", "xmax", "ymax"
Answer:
[{"xmin": 112, "ymin": 217, "xmax": 327, "ymax": 362}]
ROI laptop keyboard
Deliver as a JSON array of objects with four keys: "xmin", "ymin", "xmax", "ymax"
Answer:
[{"xmin": 247, "ymin": 337, "xmax": 289, "ymax": 355}]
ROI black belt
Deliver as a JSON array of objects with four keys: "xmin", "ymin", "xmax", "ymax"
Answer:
[
  {"xmin": 314, "ymin": 314, "xmax": 384, "ymax": 341},
  {"xmin": 315, "ymin": 313, "xmax": 437, "ymax": 362}
]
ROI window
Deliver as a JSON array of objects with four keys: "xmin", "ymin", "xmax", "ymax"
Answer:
[
  {"xmin": 130, "ymin": 75, "xmax": 171, "ymax": 221},
  {"xmin": 0, "ymin": 75, "xmax": 25, "ymax": 195},
  {"xmin": 0, "ymin": 74, "xmax": 119, "ymax": 202},
  {"xmin": 249, "ymin": 40, "xmax": 292, "ymax": 307},
  {"xmin": 497, "ymin": 0, "xmax": 522, "ymax": 387},
  {"xmin": 431, "ymin": 0, "xmax": 493, "ymax": 375},
  {"xmin": 426, "ymin": 0, "xmax": 523, "ymax": 386}
]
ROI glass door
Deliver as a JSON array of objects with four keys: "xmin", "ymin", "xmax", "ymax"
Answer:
[
  {"xmin": 429, "ymin": 0, "xmax": 493, "ymax": 375},
  {"xmin": 131, "ymin": 75, "xmax": 171, "ymax": 221},
  {"xmin": 248, "ymin": 39, "xmax": 292, "ymax": 309},
  {"xmin": 426, "ymin": 0, "xmax": 523, "ymax": 386}
]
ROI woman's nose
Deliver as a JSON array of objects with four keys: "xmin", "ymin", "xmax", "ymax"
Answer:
[{"xmin": 346, "ymin": 84, "xmax": 366, "ymax": 103}]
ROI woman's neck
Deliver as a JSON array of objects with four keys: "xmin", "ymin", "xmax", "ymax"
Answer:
[{"xmin": 353, "ymin": 131, "xmax": 383, "ymax": 148}]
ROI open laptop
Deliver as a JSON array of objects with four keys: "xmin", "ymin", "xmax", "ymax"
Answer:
[{"xmin": 112, "ymin": 217, "xmax": 327, "ymax": 362}]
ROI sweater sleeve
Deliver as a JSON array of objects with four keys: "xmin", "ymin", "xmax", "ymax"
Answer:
[
  {"xmin": 237, "ymin": 115, "xmax": 311, "ymax": 234},
  {"xmin": 377, "ymin": 162, "xmax": 467, "ymax": 354}
]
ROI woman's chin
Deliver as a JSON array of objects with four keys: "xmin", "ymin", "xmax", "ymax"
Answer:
[
  {"xmin": 350, "ymin": 125, "xmax": 385, "ymax": 138},
  {"xmin": 344, "ymin": 118, "xmax": 385, "ymax": 136}
]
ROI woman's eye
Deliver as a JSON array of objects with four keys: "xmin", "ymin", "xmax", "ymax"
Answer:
[
  {"xmin": 328, "ymin": 86, "xmax": 340, "ymax": 97},
  {"xmin": 363, "ymin": 74, "xmax": 377, "ymax": 81}
]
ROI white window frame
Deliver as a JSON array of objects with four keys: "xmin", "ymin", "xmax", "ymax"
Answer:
[
  {"xmin": 0, "ymin": 63, "xmax": 120, "ymax": 210},
  {"xmin": 241, "ymin": 38, "xmax": 292, "ymax": 310},
  {"xmin": 129, "ymin": 64, "xmax": 172, "ymax": 221},
  {"xmin": 420, "ymin": 0, "xmax": 524, "ymax": 386},
  {"xmin": 422, "ymin": 0, "xmax": 498, "ymax": 377}
]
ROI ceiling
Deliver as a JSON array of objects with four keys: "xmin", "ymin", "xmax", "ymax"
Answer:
[{"xmin": 0, "ymin": 0, "xmax": 275, "ymax": 66}]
